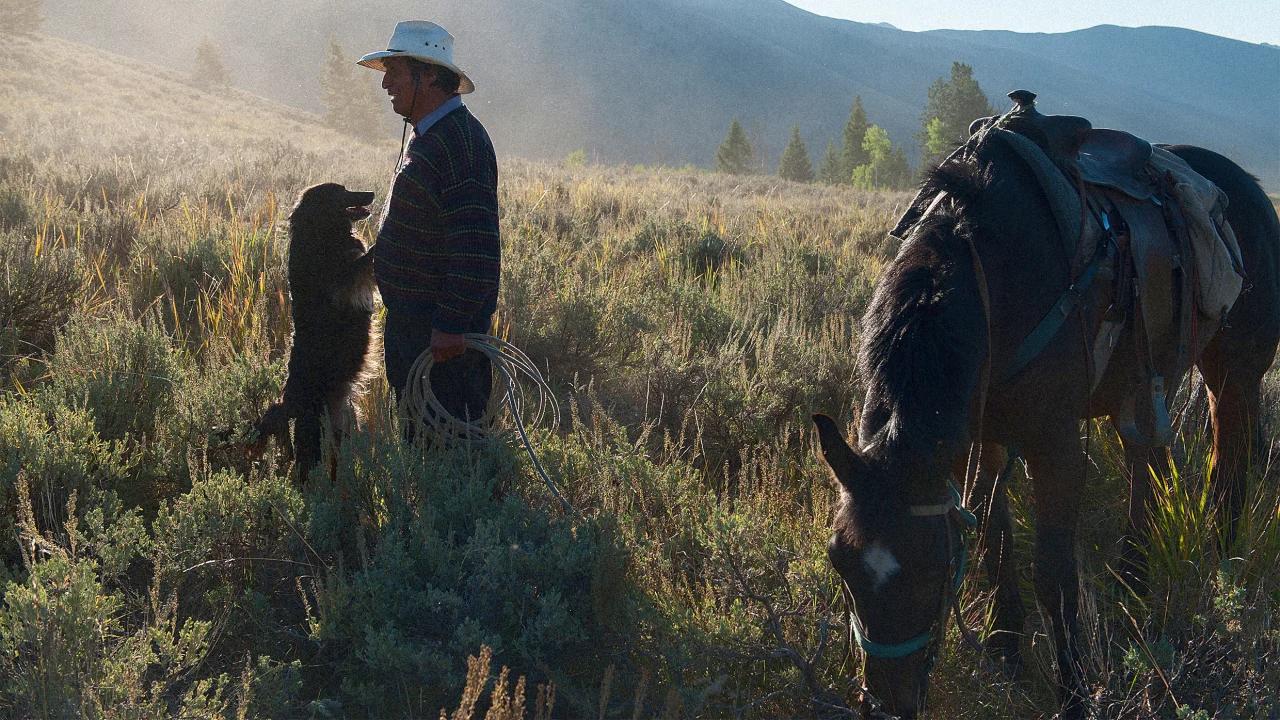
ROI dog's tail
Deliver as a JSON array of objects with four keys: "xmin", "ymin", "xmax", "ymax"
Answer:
[{"xmin": 251, "ymin": 402, "xmax": 294, "ymax": 460}]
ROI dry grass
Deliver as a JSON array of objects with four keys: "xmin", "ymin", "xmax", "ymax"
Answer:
[{"xmin": 0, "ymin": 32, "xmax": 1277, "ymax": 719}]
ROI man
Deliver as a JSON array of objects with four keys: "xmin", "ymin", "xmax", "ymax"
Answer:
[{"xmin": 358, "ymin": 21, "xmax": 500, "ymax": 430}]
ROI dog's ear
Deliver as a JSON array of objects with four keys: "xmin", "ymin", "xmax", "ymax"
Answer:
[{"xmin": 291, "ymin": 183, "xmax": 352, "ymax": 228}]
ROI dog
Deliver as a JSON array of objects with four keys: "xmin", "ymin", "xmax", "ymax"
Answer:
[{"xmin": 255, "ymin": 183, "xmax": 377, "ymax": 479}]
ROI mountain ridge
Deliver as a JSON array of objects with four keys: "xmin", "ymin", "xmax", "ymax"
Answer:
[{"xmin": 41, "ymin": 0, "xmax": 1279, "ymax": 188}]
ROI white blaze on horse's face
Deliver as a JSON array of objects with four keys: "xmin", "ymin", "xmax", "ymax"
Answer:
[{"xmin": 863, "ymin": 541, "xmax": 902, "ymax": 592}]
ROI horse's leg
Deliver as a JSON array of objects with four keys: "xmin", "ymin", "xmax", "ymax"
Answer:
[
  {"xmin": 955, "ymin": 444, "xmax": 1026, "ymax": 673},
  {"xmin": 325, "ymin": 398, "xmax": 350, "ymax": 484},
  {"xmin": 1198, "ymin": 344, "xmax": 1266, "ymax": 550},
  {"xmin": 1166, "ymin": 145, "xmax": 1280, "ymax": 548},
  {"xmin": 1022, "ymin": 426, "xmax": 1088, "ymax": 719},
  {"xmin": 1115, "ymin": 437, "xmax": 1172, "ymax": 593}
]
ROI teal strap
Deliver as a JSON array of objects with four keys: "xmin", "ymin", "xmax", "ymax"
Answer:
[
  {"xmin": 850, "ymin": 612, "xmax": 936, "ymax": 659},
  {"xmin": 1003, "ymin": 224, "xmax": 1115, "ymax": 382},
  {"xmin": 949, "ymin": 483, "xmax": 979, "ymax": 529},
  {"xmin": 850, "ymin": 483, "xmax": 975, "ymax": 659}
]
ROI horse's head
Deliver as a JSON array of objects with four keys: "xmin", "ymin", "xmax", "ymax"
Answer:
[{"xmin": 813, "ymin": 413, "xmax": 967, "ymax": 719}]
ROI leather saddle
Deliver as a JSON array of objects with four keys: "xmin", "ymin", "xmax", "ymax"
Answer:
[
  {"xmin": 984, "ymin": 90, "xmax": 1194, "ymax": 447},
  {"xmin": 989, "ymin": 90, "xmax": 1157, "ymax": 200}
]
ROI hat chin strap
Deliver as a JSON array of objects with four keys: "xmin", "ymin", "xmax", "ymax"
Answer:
[{"xmin": 388, "ymin": 73, "xmax": 422, "ymax": 208}]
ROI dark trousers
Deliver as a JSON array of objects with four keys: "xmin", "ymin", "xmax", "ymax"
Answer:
[{"xmin": 383, "ymin": 311, "xmax": 494, "ymax": 439}]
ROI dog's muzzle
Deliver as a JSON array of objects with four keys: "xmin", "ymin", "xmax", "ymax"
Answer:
[{"xmin": 345, "ymin": 190, "xmax": 376, "ymax": 220}]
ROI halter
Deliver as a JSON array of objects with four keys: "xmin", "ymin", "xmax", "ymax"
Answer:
[{"xmin": 844, "ymin": 482, "xmax": 978, "ymax": 660}]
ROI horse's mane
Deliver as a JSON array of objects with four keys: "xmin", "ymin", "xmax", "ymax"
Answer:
[{"xmin": 857, "ymin": 158, "xmax": 992, "ymax": 466}]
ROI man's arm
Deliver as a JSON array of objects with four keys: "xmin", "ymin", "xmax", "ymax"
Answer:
[{"xmin": 431, "ymin": 124, "xmax": 500, "ymax": 356}]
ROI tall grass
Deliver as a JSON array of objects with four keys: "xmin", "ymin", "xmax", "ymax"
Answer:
[{"xmin": 0, "ymin": 33, "xmax": 1277, "ymax": 718}]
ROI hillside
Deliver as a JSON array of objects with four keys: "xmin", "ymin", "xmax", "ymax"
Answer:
[
  {"xmin": 0, "ymin": 34, "xmax": 394, "ymax": 184},
  {"xmin": 42, "ymin": 0, "xmax": 1280, "ymax": 188},
  {"xmin": 3, "ymin": 26, "xmax": 1280, "ymax": 720}
]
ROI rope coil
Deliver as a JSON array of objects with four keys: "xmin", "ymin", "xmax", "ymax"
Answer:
[{"xmin": 401, "ymin": 333, "xmax": 577, "ymax": 516}]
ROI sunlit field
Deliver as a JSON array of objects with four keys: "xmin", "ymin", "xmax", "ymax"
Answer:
[{"xmin": 1, "ymin": 35, "xmax": 1277, "ymax": 719}]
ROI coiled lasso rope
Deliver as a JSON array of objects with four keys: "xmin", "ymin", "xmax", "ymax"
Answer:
[{"xmin": 401, "ymin": 333, "xmax": 577, "ymax": 517}]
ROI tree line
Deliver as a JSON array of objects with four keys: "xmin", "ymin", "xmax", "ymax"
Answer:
[
  {"xmin": 2, "ymin": 2, "xmax": 997, "ymax": 176},
  {"xmin": 184, "ymin": 37, "xmax": 386, "ymax": 141},
  {"xmin": 717, "ymin": 62, "xmax": 996, "ymax": 190}
]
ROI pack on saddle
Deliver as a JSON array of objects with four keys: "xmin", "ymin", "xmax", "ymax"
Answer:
[{"xmin": 895, "ymin": 89, "xmax": 1246, "ymax": 447}]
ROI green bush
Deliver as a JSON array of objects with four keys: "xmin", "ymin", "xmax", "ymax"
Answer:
[
  {"xmin": 297, "ymin": 435, "xmax": 634, "ymax": 715},
  {"xmin": 0, "ymin": 394, "xmax": 132, "ymax": 559},
  {"xmin": 0, "ymin": 533, "xmax": 233, "ymax": 718},
  {"xmin": 48, "ymin": 313, "xmax": 184, "ymax": 448},
  {"xmin": 0, "ymin": 231, "xmax": 87, "ymax": 369},
  {"xmin": 166, "ymin": 351, "xmax": 286, "ymax": 478},
  {"xmin": 0, "ymin": 184, "xmax": 31, "ymax": 231}
]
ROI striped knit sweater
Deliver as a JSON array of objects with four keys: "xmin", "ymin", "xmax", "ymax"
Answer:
[{"xmin": 375, "ymin": 105, "xmax": 500, "ymax": 333}]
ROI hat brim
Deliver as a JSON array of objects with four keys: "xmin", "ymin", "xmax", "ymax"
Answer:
[{"xmin": 357, "ymin": 51, "xmax": 475, "ymax": 94}]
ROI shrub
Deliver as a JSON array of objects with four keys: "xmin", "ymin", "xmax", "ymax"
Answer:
[
  {"xmin": 295, "ymin": 435, "xmax": 634, "ymax": 715},
  {"xmin": 0, "ymin": 184, "xmax": 31, "ymax": 231},
  {"xmin": 166, "ymin": 351, "xmax": 286, "ymax": 479},
  {"xmin": 48, "ymin": 313, "xmax": 184, "ymax": 448},
  {"xmin": 0, "ymin": 497, "xmax": 233, "ymax": 718},
  {"xmin": 0, "ymin": 395, "xmax": 132, "ymax": 560},
  {"xmin": 0, "ymin": 231, "xmax": 87, "ymax": 369}
]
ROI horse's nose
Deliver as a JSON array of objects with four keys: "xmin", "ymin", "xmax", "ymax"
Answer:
[{"xmin": 863, "ymin": 657, "xmax": 924, "ymax": 719}]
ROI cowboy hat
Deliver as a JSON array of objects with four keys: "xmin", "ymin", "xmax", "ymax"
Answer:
[{"xmin": 357, "ymin": 20, "xmax": 475, "ymax": 94}]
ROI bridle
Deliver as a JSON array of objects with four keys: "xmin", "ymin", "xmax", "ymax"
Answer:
[
  {"xmin": 841, "ymin": 482, "xmax": 980, "ymax": 717},
  {"xmin": 843, "ymin": 175, "xmax": 995, "ymax": 717}
]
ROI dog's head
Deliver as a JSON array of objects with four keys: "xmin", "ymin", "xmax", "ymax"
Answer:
[{"xmin": 290, "ymin": 183, "xmax": 376, "ymax": 234}]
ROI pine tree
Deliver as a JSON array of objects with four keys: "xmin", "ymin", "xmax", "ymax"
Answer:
[
  {"xmin": 881, "ymin": 146, "xmax": 913, "ymax": 190},
  {"xmin": 319, "ymin": 37, "xmax": 384, "ymax": 142},
  {"xmin": 916, "ymin": 61, "xmax": 996, "ymax": 165},
  {"xmin": 777, "ymin": 123, "xmax": 813, "ymax": 182},
  {"xmin": 715, "ymin": 119, "xmax": 754, "ymax": 175},
  {"xmin": 192, "ymin": 37, "xmax": 233, "ymax": 91},
  {"xmin": 817, "ymin": 139, "xmax": 843, "ymax": 185},
  {"xmin": 839, "ymin": 95, "xmax": 870, "ymax": 183},
  {"xmin": 0, "ymin": 0, "xmax": 44, "ymax": 36}
]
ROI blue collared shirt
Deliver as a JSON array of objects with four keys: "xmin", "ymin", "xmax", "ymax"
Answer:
[{"xmin": 415, "ymin": 95, "xmax": 463, "ymax": 136}]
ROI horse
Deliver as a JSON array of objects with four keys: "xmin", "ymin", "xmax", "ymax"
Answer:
[{"xmin": 812, "ymin": 104, "xmax": 1280, "ymax": 718}]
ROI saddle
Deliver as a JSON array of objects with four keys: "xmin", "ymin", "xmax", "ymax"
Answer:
[
  {"xmin": 997, "ymin": 90, "xmax": 1161, "ymax": 202},
  {"xmin": 968, "ymin": 91, "xmax": 1244, "ymax": 446}
]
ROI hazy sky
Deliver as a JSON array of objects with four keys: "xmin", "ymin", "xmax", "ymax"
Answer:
[{"xmin": 784, "ymin": 0, "xmax": 1280, "ymax": 46}]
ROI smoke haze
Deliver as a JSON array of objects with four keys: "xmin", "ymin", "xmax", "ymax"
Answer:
[{"xmin": 42, "ymin": 0, "xmax": 1280, "ymax": 186}]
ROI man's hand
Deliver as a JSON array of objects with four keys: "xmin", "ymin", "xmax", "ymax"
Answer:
[{"xmin": 430, "ymin": 329, "xmax": 467, "ymax": 363}]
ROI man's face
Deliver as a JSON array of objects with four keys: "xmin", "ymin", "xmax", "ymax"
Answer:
[{"xmin": 381, "ymin": 57, "xmax": 427, "ymax": 118}]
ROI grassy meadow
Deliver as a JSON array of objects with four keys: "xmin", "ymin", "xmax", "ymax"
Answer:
[{"xmin": 1, "ymin": 34, "xmax": 1279, "ymax": 719}]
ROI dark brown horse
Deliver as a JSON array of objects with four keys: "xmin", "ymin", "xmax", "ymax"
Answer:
[{"xmin": 813, "ymin": 111, "xmax": 1280, "ymax": 718}]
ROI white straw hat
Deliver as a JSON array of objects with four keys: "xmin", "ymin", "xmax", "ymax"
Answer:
[{"xmin": 357, "ymin": 20, "xmax": 475, "ymax": 94}]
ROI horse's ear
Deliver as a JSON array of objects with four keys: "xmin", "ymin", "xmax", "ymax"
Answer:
[{"xmin": 812, "ymin": 413, "xmax": 867, "ymax": 491}]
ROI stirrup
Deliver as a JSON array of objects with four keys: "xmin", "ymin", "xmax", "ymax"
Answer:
[{"xmin": 1115, "ymin": 375, "xmax": 1173, "ymax": 446}]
